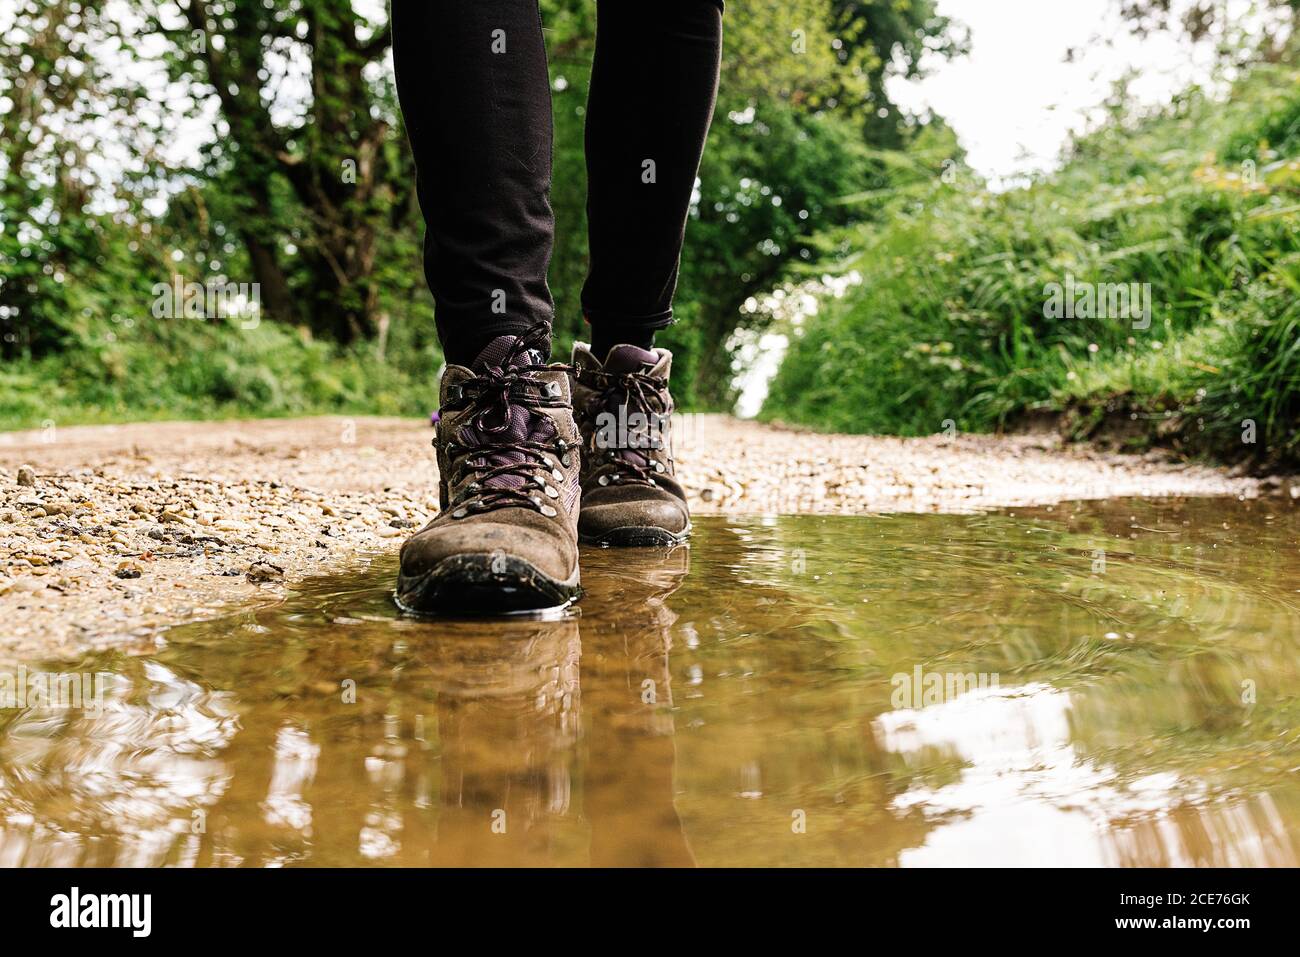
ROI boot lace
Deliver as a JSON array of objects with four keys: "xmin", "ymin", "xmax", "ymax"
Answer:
[
  {"xmin": 439, "ymin": 330, "xmax": 574, "ymax": 518},
  {"xmin": 582, "ymin": 368, "xmax": 672, "ymax": 488}
]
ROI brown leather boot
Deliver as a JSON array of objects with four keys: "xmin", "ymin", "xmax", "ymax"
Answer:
[
  {"xmin": 569, "ymin": 342, "xmax": 690, "ymax": 547},
  {"xmin": 397, "ymin": 333, "xmax": 582, "ymax": 614}
]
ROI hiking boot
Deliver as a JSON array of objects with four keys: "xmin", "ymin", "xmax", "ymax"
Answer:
[
  {"xmin": 396, "ymin": 332, "xmax": 582, "ymax": 614},
  {"xmin": 569, "ymin": 342, "xmax": 690, "ymax": 547}
]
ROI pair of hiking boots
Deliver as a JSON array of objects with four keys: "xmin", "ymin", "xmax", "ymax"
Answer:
[{"xmin": 395, "ymin": 332, "xmax": 688, "ymax": 614}]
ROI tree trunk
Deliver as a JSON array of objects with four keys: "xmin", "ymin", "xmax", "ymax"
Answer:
[{"xmin": 244, "ymin": 235, "xmax": 297, "ymax": 325}]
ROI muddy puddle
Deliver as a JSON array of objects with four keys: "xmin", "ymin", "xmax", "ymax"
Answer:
[{"xmin": 1, "ymin": 498, "xmax": 1297, "ymax": 866}]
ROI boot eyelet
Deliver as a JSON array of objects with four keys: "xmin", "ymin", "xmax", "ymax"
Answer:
[
  {"xmin": 451, "ymin": 508, "xmax": 468, "ymax": 519},
  {"xmin": 552, "ymin": 468, "xmax": 564, "ymax": 483},
  {"xmin": 545, "ymin": 381, "xmax": 562, "ymax": 397},
  {"xmin": 561, "ymin": 454, "xmax": 573, "ymax": 467},
  {"xmin": 540, "ymin": 504, "xmax": 558, "ymax": 518},
  {"xmin": 654, "ymin": 462, "xmax": 666, "ymax": 473},
  {"xmin": 544, "ymin": 484, "xmax": 559, "ymax": 499}
]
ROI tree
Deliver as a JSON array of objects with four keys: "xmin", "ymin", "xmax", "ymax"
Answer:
[
  {"xmin": 144, "ymin": 0, "xmax": 403, "ymax": 343},
  {"xmin": 830, "ymin": 0, "xmax": 970, "ymax": 146},
  {"xmin": 0, "ymin": 0, "xmax": 164, "ymax": 358}
]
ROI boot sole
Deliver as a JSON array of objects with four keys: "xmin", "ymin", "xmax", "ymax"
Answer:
[
  {"xmin": 580, "ymin": 524, "xmax": 691, "ymax": 548},
  {"xmin": 394, "ymin": 553, "xmax": 581, "ymax": 617}
]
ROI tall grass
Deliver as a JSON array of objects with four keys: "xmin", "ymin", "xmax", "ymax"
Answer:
[{"xmin": 763, "ymin": 58, "xmax": 1300, "ymax": 467}]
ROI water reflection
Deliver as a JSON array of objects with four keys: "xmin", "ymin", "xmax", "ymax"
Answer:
[
  {"xmin": 0, "ymin": 498, "xmax": 1297, "ymax": 866},
  {"xmin": 876, "ymin": 682, "xmax": 1294, "ymax": 866}
]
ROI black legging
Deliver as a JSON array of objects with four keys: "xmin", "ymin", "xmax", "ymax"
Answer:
[{"xmin": 391, "ymin": 0, "xmax": 723, "ymax": 365}]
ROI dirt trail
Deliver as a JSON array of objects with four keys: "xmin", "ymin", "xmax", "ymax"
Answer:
[{"xmin": 0, "ymin": 414, "xmax": 1282, "ymax": 662}]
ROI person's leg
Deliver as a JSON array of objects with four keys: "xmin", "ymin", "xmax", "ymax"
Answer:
[
  {"xmin": 567, "ymin": 0, "xmax": 721, "ymax": 547},
  {"xmin": 392, "ymin": 2, "xmax": 582, "ymax": 613},
  {"xmin": 581, "ymin": 0, "xmax": 723, "ymax": 360},
  {"xmin": 391, "ymin": 0, "xmax": 556, "ymax": 366}
]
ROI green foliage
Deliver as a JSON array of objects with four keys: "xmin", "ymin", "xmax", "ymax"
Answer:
[
  {"xmin": 723, "ymin": 0, "xmax": 867, "ymax": 109},
  {"xmin": 682, "ymin": 102, "xmax": 873, "ymax": 407},
  {"xmin": 830, "ymin": 0, "xmax": 970, "ymax": 147},
  {"xmin": 763, "ymin": 58, "xmax": 1300, "ymax": 466},
  {"xmin": 3, "ymin": 0, "xmax": 967, "ymax": 425},
  {"xmin": 545, "ymin": 0, "xmax": 904, "ymax": 407},
  {"xmin": 6, "ymin": 0, "xmax": 1294, "ymax": 470},
  {"xmin": 0, "ymin": 313, "xmax": 438, "ymax": 430},
  {"xmin": 0, "ymin": 0, "xmax": 163, "ymax": 358}
]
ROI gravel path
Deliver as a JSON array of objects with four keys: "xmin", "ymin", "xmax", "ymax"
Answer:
[{"xmin": 0, "ymin": 414, "xmax": 1283, "ymax": 662}]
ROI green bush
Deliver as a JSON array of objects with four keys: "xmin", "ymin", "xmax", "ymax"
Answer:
[{"xmin": 0, "ymin": 315, "xmax": 441, "ymax": 431}]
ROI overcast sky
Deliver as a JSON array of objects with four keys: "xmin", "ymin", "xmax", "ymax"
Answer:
[{"xmin": 885, "ymin": 0, "xmax": 1286, "ymax": 183}]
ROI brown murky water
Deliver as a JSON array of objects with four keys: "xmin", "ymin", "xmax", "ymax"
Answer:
[{"xmin": 2, "ymin": 497, "xmax": 1298, "ymax": 866}]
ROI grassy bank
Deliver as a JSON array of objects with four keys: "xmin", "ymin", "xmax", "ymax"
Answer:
[
  {"xmin": 0, "ymin": 317, "xmax": 439, "ymax": 431},
  {"xmin": 762, "ymin": 58, "xmax": 1300, "ymax": 469}
]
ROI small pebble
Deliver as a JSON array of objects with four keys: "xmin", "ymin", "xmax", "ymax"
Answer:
[{"xmin": 247, "ymin": 561, "xmax": 285, "ymax": 583}]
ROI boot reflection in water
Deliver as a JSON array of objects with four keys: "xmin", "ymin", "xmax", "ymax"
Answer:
[
  {"xmin": 581, "ymin": 545, "xmax": 695, "ymax": 867},
  {"xmin": 418, "ymin": 617, "xmax": 582, "ymax": 867},
  {"xmin": 414, "ymin": 546, "xmax": 694, "ymax": 866}
]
